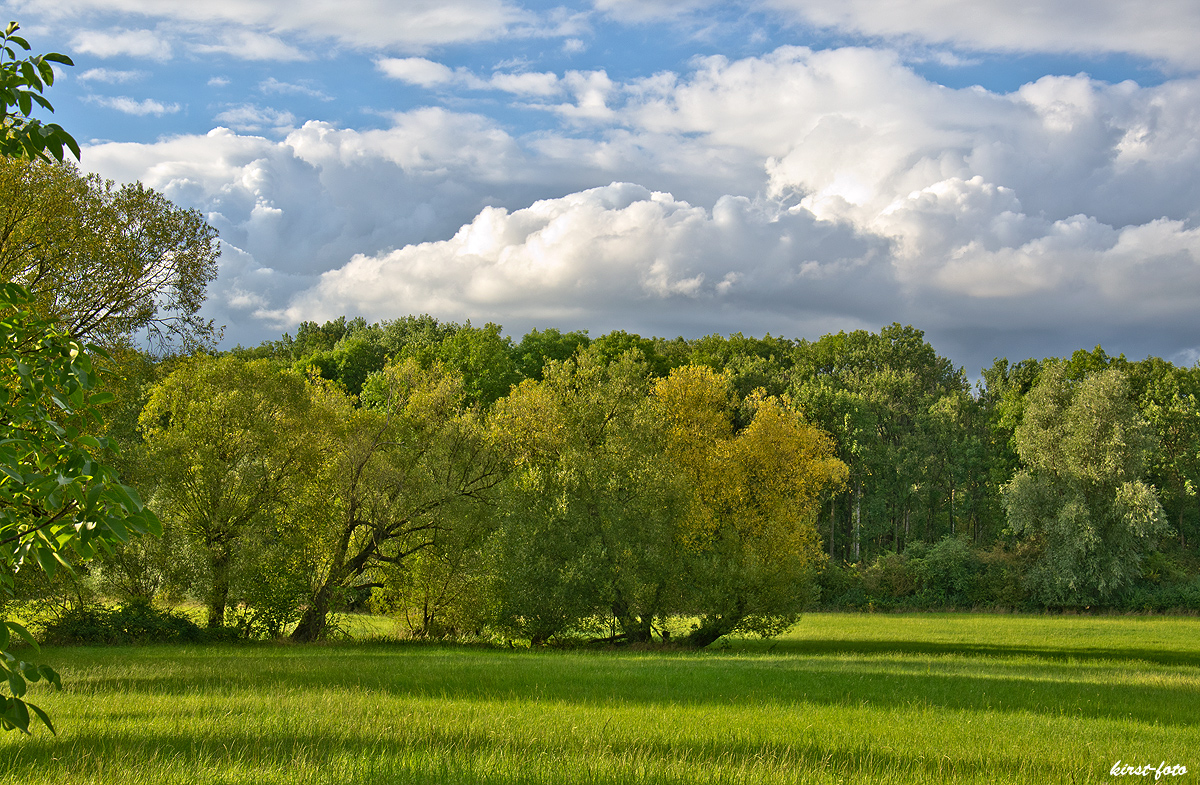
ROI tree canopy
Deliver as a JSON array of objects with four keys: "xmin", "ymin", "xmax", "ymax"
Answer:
[{"xmin": 0, "ymin": 158, "xmax": 220, "ymax": 350}]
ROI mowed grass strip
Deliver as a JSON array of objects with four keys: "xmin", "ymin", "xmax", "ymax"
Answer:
[{"xmin": 2, "ymin": 613, "xmax": 1197, "ymax": 784}]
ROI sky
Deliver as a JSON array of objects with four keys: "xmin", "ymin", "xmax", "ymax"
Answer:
[{"xmin": 5, "ymin": 0, "xmax": 1200, "ymax": 375}]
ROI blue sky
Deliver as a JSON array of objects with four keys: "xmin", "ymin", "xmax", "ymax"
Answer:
[{"xmin": 5, "ymin": 0, "xmax": 1200, "ymax": 374}]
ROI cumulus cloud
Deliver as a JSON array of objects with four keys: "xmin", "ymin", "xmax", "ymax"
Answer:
[
  {"xmin": 84, "ymin": 94, "xmax": 181, "ymax": 115},
  {"xmin": 546, "ymin": 70, "xmax": 616, "ymax": 120},
  {"xmin": 287, "ymin": 47, "xmax": 1200, "ymax": 366},
  {"xmin": 280, "ymin": 183, "xmax": 891, "ymax": 337},
  {"xmin": 759, "ymin": 0, "xmax": 1200, "ymax": 71},
  {"xmin": 74, "ymin": 44, "xmax": 1200, "ymax": 369}
]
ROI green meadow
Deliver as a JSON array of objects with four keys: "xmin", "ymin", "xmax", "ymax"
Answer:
[{"xmin": 2, "ymin": 613, "xmax": 1196, "ymax": 784}]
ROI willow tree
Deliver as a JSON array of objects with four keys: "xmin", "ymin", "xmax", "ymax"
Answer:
[
  {"xmin": 490, "ymin": 357, "xmax": 846, "ymax": 647},
  {"xmin": 656, "ymin": 366, "xmax": 847, "ymax": 647},
  {"xmin": 0, "ymin": 158, "xmax": 219, "ymax": 350},
  {"xmin": 290, "ymin": 358, "xmax": 508, "ymax": 642},
  {"xmin": 140, "ymin": 357, "xmax": 320, "ymax": 628},
  {"xmin": 1004, "ymin": 365, "xmax": 1167, "ymax": 605},
  {"xmin": 488, "ymin": 347, "xmax": 680, "ymax": 644}
]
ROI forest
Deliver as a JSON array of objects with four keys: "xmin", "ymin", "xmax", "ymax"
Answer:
[{"xmin": 3, "ymin": 153, "xmax": 1199, "ymax": 664}]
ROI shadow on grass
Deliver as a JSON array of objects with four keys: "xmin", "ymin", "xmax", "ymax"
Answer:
[
  {"xmin": 44, "ymin": 640, "xmax": 1200, "ymax": 730},
  {"xmin": 1, "ymin": 723, "xmax": 1082, "ymax": 785},
  {"xmin": 735, "ymin": 636, "xmax": 1200, "ymax": 667}
]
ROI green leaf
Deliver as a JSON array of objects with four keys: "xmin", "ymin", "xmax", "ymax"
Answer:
[
  {"xmin": 5, "ymin": 621, "xmax": 37, "ymax": 652},
  {"xmin": 7, "ymin": 669, "xmax": 26, "ymax": 698},
  {"xmin": 33, "ymin": 545, "xmax": 57, "ymax": 577},
  {"xmin": 10, "ymin": 697, "xmax": 30, "ymax": 733},
  {"xmin": 41, "ymin": 52, "xmax": 73, "ymax": 67},
  {"xmin": 27, "ymin": 701, "xmax": 55, "ymax": 735},
  {"xmin": 38, "ymin": 664, "xmax": 61, "ymax": 689}
]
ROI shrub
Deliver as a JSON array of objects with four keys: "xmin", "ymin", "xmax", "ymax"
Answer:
[
  {"xmin": 972, "ymin": 543, "xmax": 1034, "ymax": 609},
  {"xmin": 1124, "ymin": 576, "xmax": 1200, "ymax": 612},
  {"xmin": 39, "ymin": 599, "xmax": 207, "ymax": 645},
  {"xmin": 911, "ymin": 537, "xmax": 979, "ymax": 606},
  {"xmin": 815, "ymin": 560, "xmax": 868, "ymax": 610},
  {"xmin": 861, "ymin": 552, "xmax": 916, "ymax": 602}
]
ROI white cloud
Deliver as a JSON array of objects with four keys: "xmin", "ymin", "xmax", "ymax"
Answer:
[
  {"xmin": 548, "ymin": 70, "xmax": 616, "ymax": 120},
  {"xmin": 77, "ymin": 67, "xmax": 146, "ymax": 83},
  {"xmin": 490, "ymin": 71, "xmax": 560, "ymax": 96},
  {"xmin": 213, "ymin": 104, "xmax": 297, "ymax": 133},
  {"xmin": 259, "ymin": 77, "xmax": 332, "ymax": 100},
  {"xmin": 192, "ymin": 29, "xmax": 307, "ymax": 61},
  {"xmin": 377, "ymin": 57, "xmax": 561, "ymax": 96},
  {"xmin": 71, "ymin": 28, "xmax": 172, "ymax": 60},
  {"xmin": 208, "ymin": 76, "xmax": 231, "ymax": 87},
  {"xmin": 84, "ymin": 94, "xmax": 181, "ymax": 115},
  {"xmin": 593, "ymin": 0, "xmax": 721, "ymax": 23},
  {"xmin": 29, "ymin": 0, "xmax": 536, "ymax": 52},
  {"xmin": 759, "ymin": 0, "xmax": 1200, "ymax": 70},
  {"xmin": 376, "ymin": 57, "xmax": 459, "ymax": 87},
  {"xmin": 280, "ymin": 183, "xmax": 889, "ymax": 335}
]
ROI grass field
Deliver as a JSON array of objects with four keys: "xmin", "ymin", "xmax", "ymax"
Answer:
[{"xmin": 2, "ymin": 612, "xmax": 1196, "ymax": 784}]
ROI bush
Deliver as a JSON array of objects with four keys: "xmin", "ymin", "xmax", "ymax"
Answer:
[
  {"xmin": 910, "ymin": 537, "xmax": 979, "ymax": 607},
  {"xmin": 39, "ymin": 599, "xmax": 209, "ymax": 645},
  {"xmin": 815, "ymin": 560, "xmax": 868, "ymax": 610},
  {"xmin": 1124, "ymin": 576, "xmax": 1200, "ymax": 612},
  {"xmin": 861, "ymin": 552, "xmax": 916, "ymax": 602},
  {"xmin": 972, "ymin": 543, "xmax": 1033, "ymax": 609}
]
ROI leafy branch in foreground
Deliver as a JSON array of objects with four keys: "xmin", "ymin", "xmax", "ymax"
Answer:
[
  {"xmin": 1, "ymin": 283, "xmax": 160, "ymax": 733},
  {"xmin": 0, "ymin": 22, "xmax": 79, "ymax": 163}
]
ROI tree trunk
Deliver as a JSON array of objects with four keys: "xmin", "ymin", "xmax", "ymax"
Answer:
[
  {"xmin": 206, "ymin": 550, "xmax": 231, "ymax": 629},
  {"xmin": 611, "ymin": 596, "xmax": 652, "ymax": 643},
  {"xmin": 291, "ymin": 583, "xmax": 332, "ymax": 642},
  {"xmin": 682, "ymin": 601, "xmax": 746, "ymax": 648},
  {"xmin": 852, "ymin": 481, "xmax": 862, "ymax": 563}
]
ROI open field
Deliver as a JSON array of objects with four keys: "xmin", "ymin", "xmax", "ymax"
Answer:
[{"xmin": 2, "ymin": 613, "xmax": 1197, "ymax": 784}]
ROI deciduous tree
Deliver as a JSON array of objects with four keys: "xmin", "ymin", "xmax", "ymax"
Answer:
[
  {"xmin": 290, "ymin": 358, "xmax": 507, "ymax": 642},
  {"xmin": 139, "ymin": 357, "xmax": 319, "ymax": 628},
  {"xmin": 1004, "ymin": 365, "xmax": 1168, "ymax": 605},
  {"xmin": 0, "ymin": 158, "xmax": 219, "ymax": 349}
]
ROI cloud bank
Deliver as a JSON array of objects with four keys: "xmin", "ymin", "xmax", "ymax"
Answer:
[{"xmin": 72, "ymin": 43, "xmax": 1200, "ymax": 370}]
